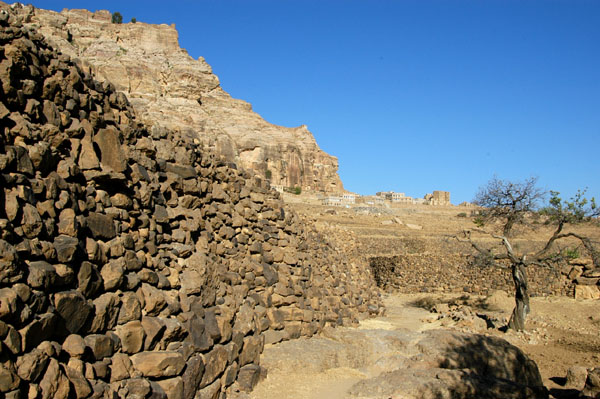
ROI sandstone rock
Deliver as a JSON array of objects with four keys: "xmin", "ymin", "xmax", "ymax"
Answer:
[
  {"xmin": 201, "ymin": 345, "xmax": 229, "ymax": 388},
  {"xmin": 118, "ymin": 291, "xmax": 142, "ymax": 324},
  {"xmin": 78, "ymin": 133, "xmax": 100, "ymax": 170},
  {"xmin": 19, "ymin": 313, "xmax": 57, "ymax": 352},
  {"xmin": 0, "ymin": 288, "xmax": 19, "ymax": 320},
  {"xmin": 262, "ymin": 329, "xmax": 285, "ymax": 345},
  {"xmin": 0, "ymin": 361, "xmax": 20, "ymax": 393},
  {"xmin": 84, "ymin": 334, "xmax": 115, "ymax": 360},
  {"xmin": 121, "ymin": 377, "xmax": 152, "ymax": 399},
  {"xmin": 109, "ymin": 352, "xmax": 133, "ymax": 382},
  {"xmin": 39, "ymin": 358, "xmax": 71, "ymax": 399},
  {"xmin": 62, "ymin": 334, "xmax": 86, "ymax": 358},
  {"xmin": 57, "ymin": 208, "xmax": 78, "ymax": 237},
  {"xmin": 88, "ymin": 292, "xmax": 120, "ymax": 332},
  {"xmin": 21, "ymin": 203, "xmax": 43, "ymax": 238},
  {"xmin": 4, "ymin": 189, "xmax": 19, "ymax": 222},
  {"xmin": 27, "ymin": 261, "xmax": 57, "ymax": 289},
  {"xmin": 195, "ymin": 379, "xmax": 221, "ymax": 399},
  {"xmin": 53, "ymin": 235, "xmax": 80, "ymax": 263},
  {"xmin": 101, "ymin": 259, "xmax": 124, "ymax": 291},
  {"xmin": 16, "ymin": 348, "xmax": 49, "ymax": 382},
  {"xmin": 575, "ymin": 285, "xmax": 600, "ymax": 300},
  {"xmin": 565, "ymin": 365, "xmax": 588, "ymax": 390},
  {"xmin": 3, "ymin": 325, "xmax": 21, "ymax": 355},
  {"xmin": 77, "ymin": 261, "xmax": 102, "ymax": 298},
  {"xmin": 239, "ymin": 334, "xmax": 263, "ymax": 366},
  {"xmin": 94, "ymin": 127, "xmax": 127, "ymax": 173},
  {"xmin": 0, "ymin": 240, "xmax": 22, "ymax": 284},
  {"xmin": 140, "ymin": 283, "xmax": 167, "ymax": 316},
  {"xmin": 233, "ymin": 303, "xmax": 255, "ymax": 336},
  {"xmin": 115, "ymin": 320, "xmax": 145, "ymax": 354},
  {"xmin": 141, "ymin": 316, "xmax": 166, "ymax": 351},
  {"xmin": 130, "ymin": 351, "xmax": 185, "ymax": 378},
  {"xmin": 581, "ymin": 368, "xmax": 600, "ymax": 399},
  {"xmin": 182, "ymin": 353, "xmax": 205, "ymax": 399},
  {"xmin": 85, "ymin": 212, "xmax": 116, "ymax": 240},
  {"xmin": 54, "ymin": 290, "xmax": 91, "ymax": 334},
  {"xmin": 155, "ymin": 377, "xmax": 184, "ymax": 399},
  {"xmin": 64, "ymin": 358, "xmax": 92, "ymax": 398},
  {"xmin": 236, "ymin": 364, "xmax": 262, "ymax": 392}
]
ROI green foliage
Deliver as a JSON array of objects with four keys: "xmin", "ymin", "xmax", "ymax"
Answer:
[
  {"xmin": 473, "ymin": 216, "xmax": 485, "ymax": 227},
  {"xmin": 265, "ymin": 169, "xmax": 272, "ymax": 180},
  {"xmin": 457, "ymin": 212, "xmax": 467, "ymax": 218},
  {"xmin": 111, "ymin": 11, "xmax": 123, "ymax": 24},
  {"xmin": 283, "ymin": 186, "xmax": 302, "ymax": 195},
  {"xmin": 563, "ymin": 247, "xmax": 580, "ymax": 260},
  {"xmin": 131, "ymin": 17, "xmax": 137, "ymax": 23},
  {"xmin": 539, "ymin": 189, "xmax": 598, "ymax": 225}
]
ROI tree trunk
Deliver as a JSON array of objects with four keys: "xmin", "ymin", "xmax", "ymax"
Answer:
[
  {"xmin": 508, "ymin": 263, "xmax": 530, "ymax": 331},
  {"xmin": 503, "ymin": 215, "xmax": 516, "ymax": 237}
]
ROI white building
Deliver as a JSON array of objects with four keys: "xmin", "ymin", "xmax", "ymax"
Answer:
[
  {"xmin": 322, "ymin": 196, "xmax": 343, "ymax": 206},
  {"xmin": 342, "ymin": 192, "xmax": 356, "ymax": 204}
]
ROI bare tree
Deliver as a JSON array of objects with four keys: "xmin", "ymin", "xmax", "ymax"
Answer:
[
  {"xmin": 473, "ymin": 176, "xmax": 545, "ymax": 237},
  {"xmin": 459, "ymin": 177, "xmax": 599, "ymax": 331}
]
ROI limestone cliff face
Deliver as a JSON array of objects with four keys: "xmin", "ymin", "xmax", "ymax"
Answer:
[{"xmin": 21, "ymin": 5, "xmax": 344, "ymax": 193}]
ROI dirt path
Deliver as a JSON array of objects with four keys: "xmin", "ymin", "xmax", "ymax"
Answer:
[
  {"xmin": 232, "ymin": 294, "xmax": 440, "ymax": 399},
  {"xmin": 231, "ymin": 293, "xmax": 599, "ymax": 399}
]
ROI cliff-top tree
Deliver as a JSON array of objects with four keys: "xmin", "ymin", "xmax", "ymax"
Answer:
[
  {"xmin": 111, "ymin": 11, "xmax": 123, "ymax": 24},
  {"xmin": 458, "ymin": 176, "xmax": 599, "ymax": 331}
]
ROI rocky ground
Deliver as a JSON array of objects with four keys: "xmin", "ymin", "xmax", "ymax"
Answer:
[
  {"xmin": 273, "ymin": 201, "xmax": 600, "ymax": 398},
  {"xmin": 231, "ymin": 292, "xmax": 599, "ymax": 399}
]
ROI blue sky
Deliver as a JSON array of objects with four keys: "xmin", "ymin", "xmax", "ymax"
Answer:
[{"xmin": 28, "ymin": 1, "xmax": 600, "ymax": 205}]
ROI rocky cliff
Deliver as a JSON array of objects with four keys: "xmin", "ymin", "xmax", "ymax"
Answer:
[
  {"xmin": 9, "ymin": 3, "xmax": 344, "ymax": 194},
  {"xmin": 0, "ymin": 5, "xmax": 378, "ymax": 398}
]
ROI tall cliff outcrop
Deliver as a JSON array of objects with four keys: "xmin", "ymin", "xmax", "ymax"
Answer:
[
  {"xmin": 0, "ymin": 5, "xmax": 378, "ymax": 398},
  {"xmin": 11, "ymin": 4, "xmax": 344, "ymax": 193}
]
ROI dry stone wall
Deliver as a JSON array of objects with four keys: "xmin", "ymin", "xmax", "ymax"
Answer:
[
  {"xmin": 0, "ymin": 8, "xmax": 381, "ymax": 399},
  {"xmin": 369, "ymin": 254, "xmax": 572, "ymax": 297}
]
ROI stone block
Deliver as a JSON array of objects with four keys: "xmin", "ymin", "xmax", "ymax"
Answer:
[
  {"xmin": 130, "ymin": 351, "xmax": 185, "ymax": 378},
  {"xmin": 575, "ymin": 285, "xmax": 600, "ymax": 300}
]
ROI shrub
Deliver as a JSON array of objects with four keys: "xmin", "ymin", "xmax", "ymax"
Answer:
[
  {"xmin": 294, "ymin": 186, "xmax": 301, "ymax": 195},
  {"xmin": 111, "ymin": 12, "xmax": 123, "ymax": 24},
  {"xmin": 457, "ymin": 212, "xmax": 467, "ymax": 218},
  {"xmin": 265, "ymin": 169, "xmax": 272, "ymax": 180},
  {"xmin": 131, "ymin": 17, "xmax": 137, "ymax": 23}
]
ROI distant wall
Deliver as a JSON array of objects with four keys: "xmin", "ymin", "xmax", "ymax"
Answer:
[{"xmin": 369, "ymin": 254, "xmax": 573, "ymax": 297}]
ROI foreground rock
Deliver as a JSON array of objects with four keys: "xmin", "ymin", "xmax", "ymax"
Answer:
[
  {"xmin": 0, "ymin": 5, "xmax": 380, "ymax": 397},
  {"xmin": 235, "ymin": 295, "xmax": 548, "ymax": 399}
]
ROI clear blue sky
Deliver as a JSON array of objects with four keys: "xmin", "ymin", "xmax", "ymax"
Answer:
[{"xmin": 29, "ymin": 1, "xmax": 600, "ymax": 205}]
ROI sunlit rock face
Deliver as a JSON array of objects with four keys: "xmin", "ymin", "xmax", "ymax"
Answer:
[{"xmin": 23, "ymin": 5, "xmax": 344, "ymax": 193}]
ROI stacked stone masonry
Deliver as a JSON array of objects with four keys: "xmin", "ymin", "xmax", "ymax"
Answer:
[
  {"xmin": 0, "ymin": 8, "xmax": 381, "ymax": 399},
  {"xmin": 370, "ymin": 254, "xmax": 574, "ymax": 297}
]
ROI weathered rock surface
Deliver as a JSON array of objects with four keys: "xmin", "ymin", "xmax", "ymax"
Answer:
[
  {"xmin": 235, "ymin": 297, "xmax": 548, "ymax": 399},
  {"xmin": 17, "ymin": 4, "xmax": 344, "ymax": 193},
  {"xmin": 0, "ymin": 4, "xmax": 380, "ymax": 398}
]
